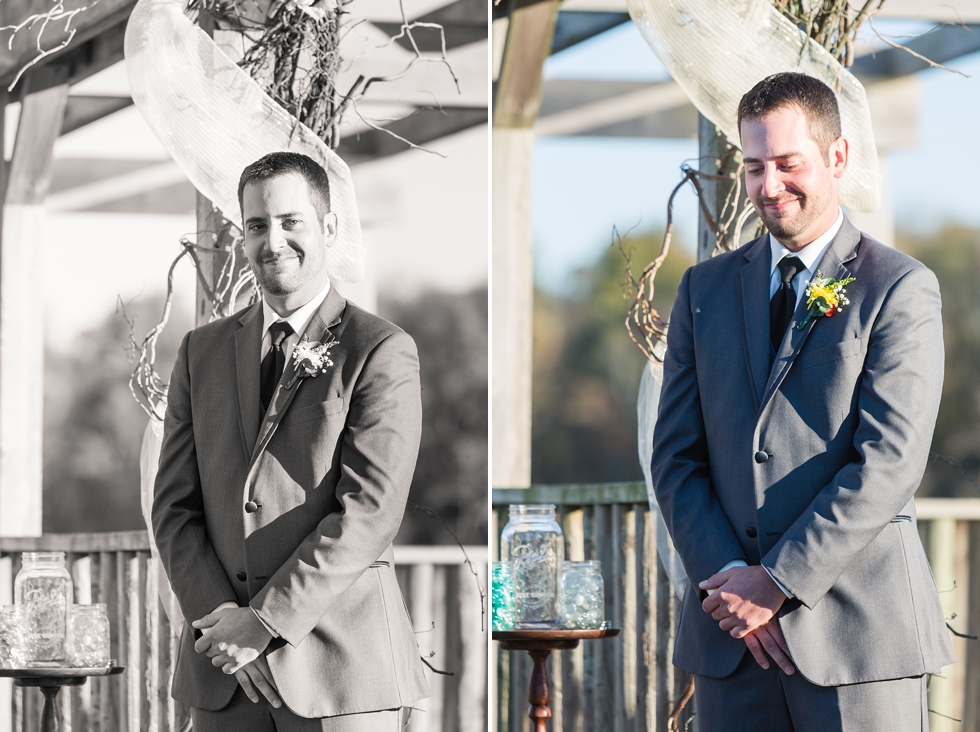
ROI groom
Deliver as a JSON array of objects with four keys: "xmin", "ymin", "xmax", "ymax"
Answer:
[
  {"xmin": 152, "ymin": 151, "xmax": 428, "ymax": 730},
  {"xmin": 650, "ymin": 72, "xmax": 953, "ymax": 730}
]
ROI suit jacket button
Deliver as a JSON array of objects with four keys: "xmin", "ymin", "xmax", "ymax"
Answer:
[
  {"xmin": 754, "ymin": 451, "xmax": 769, "ymax": 464},
  {"xmin": 746, "ymin": 527, "xmax": 757, "ymax": 538},
  {"xmin": 236, "ymin": 571, "xmax": 247, "ymax": 581},
  {"xmin": 244, "ymin": 501, "xmax": 258, "ymax": 513}
]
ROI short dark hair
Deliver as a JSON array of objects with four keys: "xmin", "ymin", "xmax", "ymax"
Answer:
[
  {"xmin": 737, "ymin": 72, "xmax": 842, "ymax": 155},
  {"xmin": 237, "ymin": 151, "xmax": 331, "ymax": 219}
]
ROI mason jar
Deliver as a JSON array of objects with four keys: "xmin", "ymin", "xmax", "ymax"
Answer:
[
  {"xmin": 14, "ymin": 551, "xmax": 73, "ymax": 666},
  {"xmin": 499, "ymin": 504, "xmax": 564, "ymax": 629},
  {"xmin": 0, "ymin": 606, "xmax": 29, "ymax": 668},
  {"xmin": 562, "ymin": 561, "xmax": 605, "ymax": 629},
  {"xmin": 69, "ymin": 604, "xmax": 110, "ymax": 667}
]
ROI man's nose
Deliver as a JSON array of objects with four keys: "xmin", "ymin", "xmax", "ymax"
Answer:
[
  {"xmin": 267, "ymin": 226, "xmax": 288, "ymax": 250},
  {"xmin": 760, "ymin": 167, "xmax": 785, "ymax": 199}
]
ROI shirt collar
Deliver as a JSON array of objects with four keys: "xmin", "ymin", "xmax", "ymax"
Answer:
[
  {"xmin": 769, "ymin": 207, "xmax": 844, "ymax": 276},
  {"xmin": 261, "ymin": 279, "xmax": 331, "ymax": 341}
]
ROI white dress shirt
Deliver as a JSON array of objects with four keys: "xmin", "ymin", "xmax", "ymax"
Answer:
[
  {"xmin": 260, "ymin": 279, "xmax": 332, "ymax": 366},
  {"xmin": 712, "ymin": 209, "xmax": 845, "ymax": 600},
  {"xmin": 768, "ymin": 207, "xmax": 844, "ymax": 307}
]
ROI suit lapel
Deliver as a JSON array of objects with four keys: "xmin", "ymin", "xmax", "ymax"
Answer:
[
  {"xmin": 735, "ymin": 236, "xmax": 771, "ymax": 411},
  {"xmin": 760, "ymin": 218, "xmax": 861, "ymax": 411},
  {"xmin": 234, "ymin": 302, "xmax": 264, "ymax": 460},
  {"xmin": 247, "ymin": 287, "xmax": 347, "ymax": 473}
]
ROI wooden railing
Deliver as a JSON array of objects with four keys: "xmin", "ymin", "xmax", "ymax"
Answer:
[
  {"xmin": 0, "ymin": 533, "xmax": 488, "ymax": 732},
  {"xmin": 492, "ymin": 483, "xmax": 980, "ymax": 732}
]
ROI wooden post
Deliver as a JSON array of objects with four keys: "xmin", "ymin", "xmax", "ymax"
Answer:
[
  {"xmin": 928, "ymin": 518, "xmax": 956, "ymax": 732},
  {"xmin": 0, "ymin": 68, "xmax": 70, "ymax": 538},
  {"xmin": 491, "ymin": 0, "xmax": 560, "ymax": 489},
  {"xmin": 696, "ymin": 114, "xmax": 742, "ymax": 263}
]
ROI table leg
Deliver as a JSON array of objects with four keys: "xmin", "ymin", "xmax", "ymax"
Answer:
[
  {"xmin": 38, "ymin": 685, "xmax": 64, "ymax": 732},
  {"xmin": 527, "ymin": 649, "xmax": 552, "ymax": 732}
]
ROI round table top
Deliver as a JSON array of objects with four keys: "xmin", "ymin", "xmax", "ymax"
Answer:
[
  {"xmin": 0, "ymin": 664, "xmax": 124, "ymax": 679},
  {"xmin": 492, "ymin": 628, "xmax": 621, "ymax": 641}
]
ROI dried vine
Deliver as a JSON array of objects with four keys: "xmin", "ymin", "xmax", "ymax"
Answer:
[{"xmin": 0, "ymin": 0, "xmax": 103, "ymax": 92}]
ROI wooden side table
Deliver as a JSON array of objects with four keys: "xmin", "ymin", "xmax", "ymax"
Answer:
[
  {"xmin": 0, "ymin": 665, "xmax": 124, "ymax": 732},
  {"xmin": 493, "ymin": 628, "xmax": 621, "ymax": 732}
]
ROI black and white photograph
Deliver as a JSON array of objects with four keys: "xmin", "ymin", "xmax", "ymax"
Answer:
[{"xmin": 0, "ymin": 0, "xmax": 487, "ymax": 730}]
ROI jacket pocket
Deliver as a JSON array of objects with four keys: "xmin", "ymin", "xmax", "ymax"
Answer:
[
  {"xmin": 282, "ymin": 396, "xmax": 345, "ymax": 426},
  {"xmin": 798, "ymin": 337, "xmax": 863, "ymax": 370}
]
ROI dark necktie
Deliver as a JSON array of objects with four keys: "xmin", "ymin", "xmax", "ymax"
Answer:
[
  {"xmin": 770, "ymin": 256, "xmax": 806, "ymax": 352},
  {"xmin": 261, "ymin": 321, "xmax": 294, "ymax": 411}
]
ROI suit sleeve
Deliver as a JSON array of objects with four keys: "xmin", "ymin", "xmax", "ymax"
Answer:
[
  {"xmin": 651, "ymin": 267, "xmax": 748, "ymax": 586},
  {"xmin": 762, "ymin": 265, "xmax": 944, "ymax": 609},
  {"xmin": 249, "ymin": 330, "xmax": 422, "ymax": 646},
  {"xmin": 151, "ymin": 331, "xmax": 238, "ymax": 623}
]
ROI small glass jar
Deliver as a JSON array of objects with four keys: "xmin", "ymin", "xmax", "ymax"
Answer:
[
  {"xmin": 14, "ymin": 551, "xmax": 73, "ymax": 666},
  {"xmin": 0, "ymin": 606, "xmax": 29, "ymax": 668},
  {"xmin": 562, "ymin": 561, "xmax": 605, "ymax": 629},
  {"xmin": 491, "ymin": 562, "xmax": 515, "ymax": 631},
  {"xmin": 69, "ymin": 604, "xmax": 110, "ymax": 667},
  {"xmin": 499, "ymin": 504, "xmax": 564, "ymax": 629}
]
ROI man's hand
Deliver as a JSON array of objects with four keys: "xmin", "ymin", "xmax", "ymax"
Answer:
[
  {"xmin": 234, "ymin": 655, "xmax": 282, "ymax": 708},
  {"xmin": 744, "ymin": 619, "xmax": 795, "ymax": 675},
  {"xmin": 192, "ymin": 606, "xmax": 273, "ymax": 674},
  {"xmin": 699, "ymin": 565, "xmax": 786, "ymax": 638}
]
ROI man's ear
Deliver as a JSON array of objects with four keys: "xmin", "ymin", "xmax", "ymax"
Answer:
[
  {"xmin": 322, "ymin": 212, "xmax": 338, "ymax": 247},
  {"xmin": 830, "ymin": 136, "xmax": 849, "ymax": 179}
]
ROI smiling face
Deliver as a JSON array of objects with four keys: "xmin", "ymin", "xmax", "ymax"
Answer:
[
  {"xmin": 740, "ymin": 105, "xmax": 848, "ymax": 252},
  {"xmin": 242, "ymin": 172, "xmax": 337, "ymax": 314}
]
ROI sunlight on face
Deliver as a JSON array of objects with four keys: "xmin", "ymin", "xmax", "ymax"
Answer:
[
  {"xmin": 242, "ymin": 172, "xmax": 336, "ymax": 310},
  {"xmin": 740, "ymin": 106, "xmax": 848, "ymax": 251}
]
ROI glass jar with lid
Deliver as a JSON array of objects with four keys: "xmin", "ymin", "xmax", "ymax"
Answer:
[
  {"xmin": 14, "ymin": 551, "xmax": 73, "ymax": 666},
  {"xmin": 499, "ymin": 504, "xmax": 564, "ymax": 629}
]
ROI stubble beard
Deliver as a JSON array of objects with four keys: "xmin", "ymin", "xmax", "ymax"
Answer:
[{"xmin": 253, "ymin": 254, "xmax": 306, "ymax": 296}]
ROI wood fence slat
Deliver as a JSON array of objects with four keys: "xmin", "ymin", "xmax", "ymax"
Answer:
[
  {"xmin": 582, "ymin": 506, "xmax": 596, "ymax": 730},
  {"xmin": 593, "ymin": 503, "xmax": 614, "ymax": 731},
  {"xmin": 964, "ymin": 522, "xmax": 980, "ymax": 732},
  {"xmin": 561, "ymin": 508, "xmax": 584, "ymax": 732}
]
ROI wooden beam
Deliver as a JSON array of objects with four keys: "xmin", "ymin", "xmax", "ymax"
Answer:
[
  {"xmin": 551, "ymin": 10, "xmax": 628, "ymax": 54},
  {"xmin": 492, "ymin": 0, "xmax": 560, "ymax": 489},
  {"xmin": 493, "ymin": 0, "xmax": 561, "ymax": 129},
  {"xmin": 372, "ymin": 0, "xmax": 488, "ymax": 52},
  {"xmin": 337, "ymin": 106, "xmax": 487, "ymax": 161},
  {"xmin": 61, "ymin": 94, "xmax": 133, "ymax": 136},
  {"xmin": 851, "ymin": 23, "xmax": 980, "ymax": 79},
  {"xmin": 0, "ymin": 68, "xmax": 71, "ymax": 537},
  {"xmin": 0, "ymin": 1, "xmax": 134, "ymax": 91}
]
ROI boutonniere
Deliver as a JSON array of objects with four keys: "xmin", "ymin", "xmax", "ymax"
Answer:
[
  {"xmin": 285, "ymin": 335, "xmax": 339, "ymax": 389},
  {"xmin": 797, "ymin": 272, "xmax": 856, "ymax": 330}
]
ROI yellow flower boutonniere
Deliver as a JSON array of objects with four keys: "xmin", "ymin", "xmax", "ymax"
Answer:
[{"xmin": 797, "ymin": 272, "xmax": 856, "ymax": 330}]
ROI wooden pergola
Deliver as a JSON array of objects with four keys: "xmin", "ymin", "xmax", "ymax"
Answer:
[{"xmin": 491, "ymin": 0, "xmax": 980, "ymax": 490}]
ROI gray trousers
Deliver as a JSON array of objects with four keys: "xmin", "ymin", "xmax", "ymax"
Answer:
[
  {"xmin": 191, "ymin": 687, "xmax": 407, "ymax": 732},
  {"xmin": 694, "ymin": 651, "xmax": 928, "ymax": 732}
]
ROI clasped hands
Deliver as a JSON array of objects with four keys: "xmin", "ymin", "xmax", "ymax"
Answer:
[
  {"xmin": 699, "ymin": 565, "xmax": 795, "ymax": 675},
  {"xmin": 192, "ymin": 606, "xmax": 282, "ymax": 708}
]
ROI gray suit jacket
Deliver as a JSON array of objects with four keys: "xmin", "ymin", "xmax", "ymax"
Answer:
[
  {"xmin": 651, "ymin": 217, "xmax": 955, "ymax": 686},
  {"xmin": 152, "ymin": 286, "xmax": 429, "ymax": 717}
]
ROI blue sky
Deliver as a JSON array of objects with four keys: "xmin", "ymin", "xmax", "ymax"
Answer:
[{"xmin": 532, "ymin": 21, "xmax": 980, "ymax": 294}]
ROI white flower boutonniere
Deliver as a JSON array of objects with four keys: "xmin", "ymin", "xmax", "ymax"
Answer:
[{"xmin": 285, "ymin": 335, "xmax": 339, "ymax": 389}]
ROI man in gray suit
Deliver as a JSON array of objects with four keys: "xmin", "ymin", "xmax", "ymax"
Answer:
[
  {"xmin": 152, "ymin": 151, "xmax": 428, "ymax": 730},
  {"xmin": 651, "ymin": 72, "xmax": 953, "ymax": 730}
]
